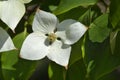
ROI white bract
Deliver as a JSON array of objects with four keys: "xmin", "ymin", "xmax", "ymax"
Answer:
[
  {"xmin": 20, "ymin": 9, "xmax": 87, "ymax": 66},
  {"xmin": 0, "ymin": 27, "xmax": 15, "ymax": 52},
  {"xmin": 0, "ymin": 0, "xmax": 32, "ymax": 31}
]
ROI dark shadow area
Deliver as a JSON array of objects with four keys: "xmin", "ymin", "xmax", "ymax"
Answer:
[{"xmin": 29, "ymin": 58, "xmax": 50, "ymax": 80}]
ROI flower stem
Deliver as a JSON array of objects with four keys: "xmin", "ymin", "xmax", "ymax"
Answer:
[{"xmin": 0, "ymin": 53, "xmax": 4, "ymax": 80}]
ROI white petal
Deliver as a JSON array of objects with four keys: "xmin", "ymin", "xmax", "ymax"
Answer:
[
  {"xmin": 19, "ymin": 0, "xmax": 32, "ymax": 3},
  {"xmin": 32, "ymin": 9, "xmax": 58, "ymax": 34},
  {"xmin": 57, "ymin": 19, "xmax": 77, "ymax": 31},
  {"xmin": 47, "ymin": 40, "xmax": 71, "ymax": 66},
  {"xmin": 0, "ymin": 0, "xmax": 25, "ymax": 31},
  {"xmin": 0, "ymin": 27, "xmax": 16, "ymax": 52},
  {"xmin": 20, "ymin": 32, "xmax": 49, "ymax": 60},
  {"xmin": 0, "ymin": 2, "xmax": 2, "ymax": 13},
  {"xmin": 56, "ymin": 22, "xmax": 87, "ymax": 45}
]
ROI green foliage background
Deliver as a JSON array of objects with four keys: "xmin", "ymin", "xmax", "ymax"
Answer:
[{"xmin": 0, "ymin": 0, "xmax": 120, "ymax": 80}]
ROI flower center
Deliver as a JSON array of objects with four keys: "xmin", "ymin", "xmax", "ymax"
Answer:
[{"xmin": 47, "ymin": 33, "xmax": 57, "ymax": 43}]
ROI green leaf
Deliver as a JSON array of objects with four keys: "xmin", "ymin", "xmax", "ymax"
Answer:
[
  {"xmin": 2, "ymin": 60, "xmax": 37, "ymax": 80},
  {"xmin": 2, "ymin": 31, "xmax": 27, "ymax": 70},
  {"xmin": 110, "ymin": 0, "xmax": 120, "ymax": 28},
  {"xmin": 66, "ymin": 59, "xmax": 87, "ymax": 80},
  {"xmin": 114, "ymin": 31, "xmax": 120, "ymax": 56},
  {"xmin": 79, "ymin": 5, "xmax": 102, "ymax": 26},
  {"xmin": 99, "ymin": 70, "xmax": 120, "ymax": 80},
  {"xmin": 53, "ymin": 0, "xmax": 98, "ymax": 15},
  {"xmin": 48, "ymin": 62, "xmax": 66, "ymax": 80},
  {"xmin": 89, "ymin": 14, "xmax": 110, "ymax": 42},
  {"xmin": 1, "ymin": 32, "xmax": 37, "ymax": 80},
  {"xmin": 57, "ymin": 6, "xmax": 88, "ymax": 21},
  {"xmin": 68, "ymin": 39, "xmax": 83, "ymax": 67},
  {"xmin": 2, "ymin": 50, "xmax": 18, "ymax": 70},
  {"xmin": 84, "ymin": 35, "xmax": 120, "ymax": 80},
  {"xmin": 79, "ymin": 8, "xmax": 94, "ymax": 26},
  {"xmin": 49, "ymin": 5, "xmax": 58, "ymax": 11}
]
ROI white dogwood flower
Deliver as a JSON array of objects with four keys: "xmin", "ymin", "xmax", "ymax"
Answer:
[
  {"xmin": 0, "ymin": 27, "xmax": 15, "ymax": 52},
  {"xmin": 0, "ymin": 0, "xmax": 32, "ymax": 31},
  {"xmin": 20, "ymin": 9, "xmax": 87, "ymax": 66}
]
